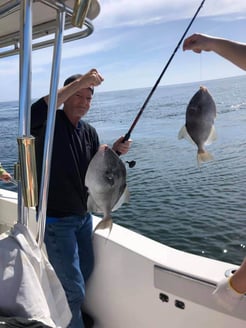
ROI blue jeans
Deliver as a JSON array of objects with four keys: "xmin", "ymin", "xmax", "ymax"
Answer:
[{"xmin": 44, "ymin": 213, "xmax": 94, "ymax": 328}]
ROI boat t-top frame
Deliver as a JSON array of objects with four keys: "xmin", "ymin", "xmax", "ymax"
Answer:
[{"xmin": 0, "ymin": 0, "xmax": 100, "ymax": 246}]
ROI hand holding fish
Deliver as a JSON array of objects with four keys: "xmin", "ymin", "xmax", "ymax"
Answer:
[
  {"xmin": 183, "ymin": 33, "xmax": 246, "ymax": 71},
  {"xmin": 112, "ymin": 136, "xmax": 132, "ymax": 155},
  {"xmin": 183, "ymin": 33, "xmax": 215, "ymax": 53}
]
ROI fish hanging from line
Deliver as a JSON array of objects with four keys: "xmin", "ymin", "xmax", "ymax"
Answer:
[
  {"xmin": 178, "ymin": 85, "xmax": 217, "ymax": 165},
  {"xmin": 85, "ymin": 145, "xmax": 129, "ymax": 234}
]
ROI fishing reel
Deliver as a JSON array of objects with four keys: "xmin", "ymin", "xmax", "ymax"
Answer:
[{"xmin": 126, "ymin": 160, "xmax": 136, "ymax": 168}]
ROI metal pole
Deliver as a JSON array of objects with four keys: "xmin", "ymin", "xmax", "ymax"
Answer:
[
  {"xmin": 37, "ymin": 8, "xmax": 66, "ymax": 247},
  {"xmin": 18, "ymin": 0, "xmax": 32, "ymax": 225}
]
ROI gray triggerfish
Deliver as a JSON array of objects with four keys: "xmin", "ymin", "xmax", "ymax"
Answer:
[
  {"xmin": 178, "ymin": 86, "xmax": 217, "ymax": 165},
  {"xmin": 85, "ymin": 145, "xmax": 129, "ymax": 234}
]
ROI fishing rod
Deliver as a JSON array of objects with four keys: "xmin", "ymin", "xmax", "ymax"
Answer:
[{"xmin": 120, "ymin": 0, "xmax": 206, "ymax": 168}]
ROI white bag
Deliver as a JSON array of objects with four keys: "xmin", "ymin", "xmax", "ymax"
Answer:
[{"xmin": 0, "ymin": 223, "xmax": 71, "ymax": 328}]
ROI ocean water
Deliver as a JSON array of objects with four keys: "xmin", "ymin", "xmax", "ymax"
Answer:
[{"xmin": 0, "ymin": 75, "xmax": 246, "ymax": 265}]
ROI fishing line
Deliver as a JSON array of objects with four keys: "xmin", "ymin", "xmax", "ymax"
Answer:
[
  {"xmin": 199, "ymin": 51, "xmax": 204, "ymax": 83},
  {"xmin": 119, "ymin": 0, "xmax": 206, "ymax": 167}
]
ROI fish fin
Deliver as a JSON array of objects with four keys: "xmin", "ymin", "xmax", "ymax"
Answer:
[
  {"xmin": 178, "ymin": 125, "xmax": 187, "ymax": 139},
  {"xmin": 178, "ymin": 126, "xmax": 195, "ymax": 144},
  {"xmin": 112, "ymin": 186, "xmax": 129, "ymax": 212},
  {"xmin": 197, "ymin": 151, "xmax": 214, "ymax": 165},
  {"xmin": 87, "ymin": 195, "xmax": 103, "ymax": 214},
  {"xmin": 87, "ymin": 195, "xmax": 96, "ymax": 212},
  {"xmin": 93, "ymin": 217, "xmax": 113, "ymax": 233},
  {"xmin": 205, "ymin": 125, "xmax": 217, "ymax": 145},
  {"xmin": 125, "ymin": 187, "xmax": 130, "ymax": 203}
]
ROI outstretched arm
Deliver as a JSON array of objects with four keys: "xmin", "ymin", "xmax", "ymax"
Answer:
[
  {"xmin": 183, "ymin": 33, "xmax": 246, "ymax": 71},
  {"xmin": 44, "ymin": 69, "xmax": 104, "ymax": 107}
]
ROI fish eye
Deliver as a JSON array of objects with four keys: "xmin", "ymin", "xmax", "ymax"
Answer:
[{"xmin": 105, "ymin": 171, "xmax": 114, "ymax": 185}]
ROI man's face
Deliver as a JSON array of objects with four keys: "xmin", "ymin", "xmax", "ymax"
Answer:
[{"xmin": 64, "ymin": 88, "xmax": 93, "ymax": 120}]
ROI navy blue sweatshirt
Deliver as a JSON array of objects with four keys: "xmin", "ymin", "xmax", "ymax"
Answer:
[{"xmin": 31, "ymin": 97, "xmax": 99, "ymax": 217}]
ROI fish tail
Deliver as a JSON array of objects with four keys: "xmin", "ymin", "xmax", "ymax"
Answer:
[
  {"xmin": 197, "ymin": 150, "xmax": 214, "ymax": 165},
  {"xmin": 93, "ymin": 217, "xmax": 113, "ymax": 234}
]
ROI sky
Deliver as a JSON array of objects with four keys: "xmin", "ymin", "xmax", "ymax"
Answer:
[{"xmin": 1, "ymin": 0, "xmax": 246, "ymax": 101}]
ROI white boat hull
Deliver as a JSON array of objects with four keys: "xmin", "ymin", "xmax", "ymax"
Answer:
[{"xmin": 0, "ymin": 188, "xmax": 245, "ymax": 327}]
